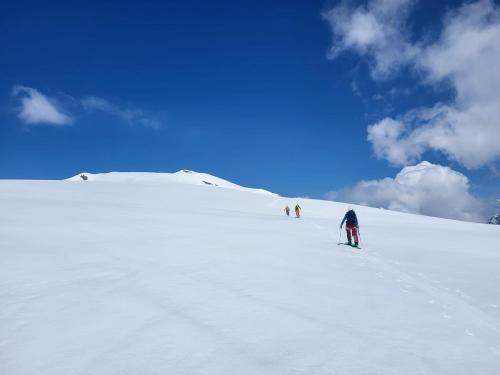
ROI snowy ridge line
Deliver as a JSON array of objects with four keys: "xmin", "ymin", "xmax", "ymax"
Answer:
[{"xmin": 65, "ymin": 169, "xmax": 278, "ymax": 196}]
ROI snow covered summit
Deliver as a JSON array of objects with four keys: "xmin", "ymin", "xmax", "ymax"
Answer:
[{"xmin": 66, "ymin": 169, "xmax": 277, "ymax": 196}]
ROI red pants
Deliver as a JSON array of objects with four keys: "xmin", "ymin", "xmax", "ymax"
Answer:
[{"xmin": 346, "ymin": 223, "xmax": 358, "ymax": 243}]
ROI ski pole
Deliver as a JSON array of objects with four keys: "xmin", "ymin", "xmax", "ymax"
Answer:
[{"xmin": 338, "ymin": 226, "xmax": 342, "ymax": 244}]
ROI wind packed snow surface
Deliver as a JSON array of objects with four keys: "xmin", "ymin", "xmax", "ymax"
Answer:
[{"xmin": 1, "ymin": 173, "xmax": 500, "ymax": 375}]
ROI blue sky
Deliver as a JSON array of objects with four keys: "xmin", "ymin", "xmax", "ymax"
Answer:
[{"xmin": 1, "ymin": 0, "xmax": 499, "ymax": 221}]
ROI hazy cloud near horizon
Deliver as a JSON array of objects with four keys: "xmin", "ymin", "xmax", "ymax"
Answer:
[
  {"xmin": 326, "ymin": 161, "xmax": 488, "ymax": 223},
  {"xmin": 81, "ymin": 96, "xmax": 162, "ymax": 129}
]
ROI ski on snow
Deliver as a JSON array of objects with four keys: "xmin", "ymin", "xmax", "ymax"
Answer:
[{"xmin": 337, "ymin": 242, "xmax": 362, "ymax": 249}]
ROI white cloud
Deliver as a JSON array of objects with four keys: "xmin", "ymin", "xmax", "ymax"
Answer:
[
  {"xmin": 81, "ymin": 96, "xmax": 162, "ymax": 129},
  {"xmin": 322, "ymin": 0, "xmax": 418, "ymax": 79},
  {"xmin": 11, "ymin": 87, "xmax": 162, "ymax": 129},
  {"xmin": 324, "ymin": 0, "xmax": 500, "ymax": 169},
  {"xmin": 12, "ymin": 86, "xmax": 72, "ymax": 125},
  {"xmin": 367, "ymin": 117, "xmax": 424, "ymax": 165},
  {"xmin": 327, "ymin": 161, "xmax": 485, "ymax": 222}
]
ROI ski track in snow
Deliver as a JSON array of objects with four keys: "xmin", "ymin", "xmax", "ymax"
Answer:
[
  {"xmin": 308, "ymin": 215, "xmax": 500, "ymax": 370},
  {"xmin": 309, "ymin": 217, "xmax": 500, "ymax": 337},
  {"xmin": 1, "ymin": 178, "xmax": 500, "ymax": 374}
]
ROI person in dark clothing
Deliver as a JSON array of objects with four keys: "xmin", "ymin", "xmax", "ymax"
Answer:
[
  {"xmin": 340, "ymin": 207, "xmax": 359, "ymax": 247},
  {"xmin": 284, "ymin": 205, "xmax": 290, "ymax": 216}
]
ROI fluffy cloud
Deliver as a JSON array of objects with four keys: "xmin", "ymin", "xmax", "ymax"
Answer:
[
  {"xmin": 325, "ymin": 0, "xmax": 500, "ymax": 169},
  {"xmin": 367, "ymin": 117, "xmax": 424, "ymax": 165},
  {"xmin": 322, "ymin": 0, "xmax": 418, "ymax": 79},
  {"xmin": 328, "ymin": 161, "xmax": 485, "ymax": 222},
  {"xmin": 81, "ymin": 96, "xmax": 162, "ymax": 129},
  {"xmin": 12, "ymin": 86, "xmax": 73, "ymax": 125}
]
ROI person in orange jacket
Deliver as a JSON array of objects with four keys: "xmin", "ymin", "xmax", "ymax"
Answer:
[{"xmin": 294, "ymin": 204, "xmax": 301, "ymax": 218}]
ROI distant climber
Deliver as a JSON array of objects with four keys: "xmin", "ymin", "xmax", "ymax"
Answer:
[
  {"xmin": 340, "ymin": 207, "xmax": 359, "ymax": 247},
  {"xmin": 284, "ymin": 205, "xmax": 290, "ymax": 216},
  {"xmin": 295, "ymin": 204, "xmax": 301, "ymax": 218}
]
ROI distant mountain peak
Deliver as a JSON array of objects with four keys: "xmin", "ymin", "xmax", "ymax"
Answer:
[
  {"xmin": 66, "ymin": 170, "xmax": 277, "ymax": 196},
  {"xmin": 488, "ymin": 214, "xmax": 500, "ymax": 225}
]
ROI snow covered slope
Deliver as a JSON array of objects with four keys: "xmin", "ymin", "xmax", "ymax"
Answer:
[
  {"xmin": 66, "ymin": 170, "xmax": 277, "ymax": 196},
  {"xmin": 1, "ymin": 176, "xmax": 500, "ymax": 374}
]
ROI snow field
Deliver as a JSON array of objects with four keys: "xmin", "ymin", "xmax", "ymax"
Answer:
[{"xmin": 1, "ymin": 177, "xmax": 500, "ymax": 374}]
